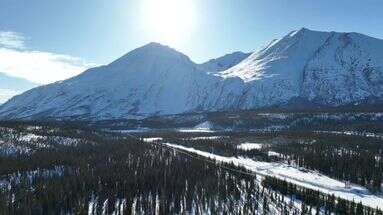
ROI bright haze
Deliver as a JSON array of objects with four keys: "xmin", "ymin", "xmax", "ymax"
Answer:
[{"xmin": 0, "ymin": 0, "xmax": 382, "ymax": 84}]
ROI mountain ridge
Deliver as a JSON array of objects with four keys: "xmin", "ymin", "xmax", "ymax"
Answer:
[
  {"xmin": 198, "ymin": 51, "xmax": 251, "ymax": 73},
  {"xmin": 0, "ymin": 73, "xmax": 38, "ymax": 104},
  {"xmin": 1, "ymin": 28, "xmax": 383, "ymax": 120},
  {"xmin": 0, "ymin": 43, "xmax": 244, "ymax": 119}
]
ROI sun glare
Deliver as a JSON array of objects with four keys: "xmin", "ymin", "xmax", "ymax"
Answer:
[{"xmin": 141, "ymin": 0, "xmax": 195, "ymax": 46}]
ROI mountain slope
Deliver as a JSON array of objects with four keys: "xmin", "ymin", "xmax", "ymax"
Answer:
[
  {"xmin": 198, "ymin": 51, "xmax": 251, "ymax": 73},
  {"xmin": 0, "ymin": 43, "xmax": 243, "ymax": 120},
  {"xmin": 1, "ymin": 29, "xmax": 383, "ymax": 120},
  {"xmin": 220, "ymin": 28, "xmax": 383, "ymax": 108},
  {"xmin": 0, "ymin": 73, "xmax": 37, "ymax": 103},
  {"xmin": 300, "ymin": 31, "xmax": 383, "ymax": 105}
]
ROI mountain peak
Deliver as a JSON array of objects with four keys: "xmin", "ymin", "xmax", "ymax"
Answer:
[
  {"xmin": 287, "ymin": 27, "xmax": 313, "ymax": 37},
  {"xmin": 298, "ymin": 27, "xmax": 311, "ymax": 32},
  {"xmin": 133, "ymin": 42, "xmax": 187, "ymax": 56},
  {"xmin": 140, "ymin": 42, "xmax": 172, "ymax": 50},
  {"xmin": 110, "ymin": 42, "xmax": 192, "ymax": 67}
]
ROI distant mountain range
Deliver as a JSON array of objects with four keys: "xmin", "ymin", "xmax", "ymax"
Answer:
[
  {"xmin": 0, "ymin": 28, "xmax": 382, "ymax": 120},
  {"xmin": 0, "ymin": 73, "xmax": 37, "ymax": 104}
]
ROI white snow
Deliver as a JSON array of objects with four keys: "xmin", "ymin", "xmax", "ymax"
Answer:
[
  {"xmin": 142, "ymin": 137, "xmax": 163, "ymax": 143},
  {"xmin": 219, "ymin": 28, "xmax": 383, "ymax": 108},
  {"xmin": 178, "ymin": 122, "xmax": 216, "ymax": 133},
  {"xmin": 0, "ymin": 166, "xmax": 65, "ymax": 190},
  {"xmin": 19, "ymin": 133, "xmax": 44, "ymax": 141},
  {"xmin": 237, "ymin": 143, "xmax": 264, "ymax": 151},
  {"xmin": 178, "ymin": 121, "xmax": 217, "ymax": 133},
  {"xmin": 194, "ymin": 121, "xmax": 213, "ymax": 130},
  {"xmin": 198, "ymin": 51, "xmax": 251, "ymax": 73},
  {"xmin": 257, "ymin": 113, "xmax": 289, "ymax": 119},
  {"xmin": 268, "ymin": 151, "xmax": 284, "ymax": 158},
  {"xmin": 0, "ymin": 43, "xmax": 244, "ymax": 120},
  {"xmin": 0, "ymin": 129, "xmax": 85, "ymax": 157},
  {"xmin": 165, "ymin": 143, "xmax": 383, "ymax": 209},
  {"xmin": 1, "ymin": 28, "xmax": 383, "ymax": 120},
  {"xmin": 186, "ymin": 136, "xmax": 226, "ymax": 140},
  {"xmin": 108, "ymin": 128, "xmax": 152, "ymax": 133},
  {"xmin": 250, "ymin": 125, "xmax": 289, "ymax": 132},
  {"xmin": 178, "ymin": 129, "xmax": 215, "ymax": 133},
  {"xmin": 315, "ymin": 130, "xmax": 383, "ymax": 139}
]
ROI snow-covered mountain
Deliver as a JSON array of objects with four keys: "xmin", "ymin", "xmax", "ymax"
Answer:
[
  {"xmin": 0, "ymin": 43, "xmax": 243, "ymax": 120},
  {"xmin": 0, "ymin": 28, "xmax": 383, "ymax": 120},
  {"xmin": 0, "ymin": 73, "xmax": 37, "ymax": 104},
  {"xmin": 198, "ymin": 51, "xmax": 250, "ymax": 73},
  {"xmin": 220, "ymin": 28, "xmax": 383, "ymax": 107}
]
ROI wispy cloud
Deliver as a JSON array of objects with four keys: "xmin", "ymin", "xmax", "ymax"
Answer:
[
  {"xmin": 0, "ymin": 89, "xmax": 19, "ymax": 104},
  {"xmin": 0, "ymin": 31, "xmax": 26, "ymax": 49},
  {"xmin": 0, "ymin": 31, "xmax": 94, "ymax": 84}
]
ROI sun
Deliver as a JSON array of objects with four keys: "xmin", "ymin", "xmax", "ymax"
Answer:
[{"xmin": 141, "ymin": 0, "xmax": 195, "ymax": 46}]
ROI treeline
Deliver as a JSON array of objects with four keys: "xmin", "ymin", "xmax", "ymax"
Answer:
[{"xmin": 262, "ymin": 176, "xmax": 383, "ymax": 215}]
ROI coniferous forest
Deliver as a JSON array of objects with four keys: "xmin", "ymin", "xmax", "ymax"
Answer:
[
  {"xmin": 0, "ymin": 122, "xmax": 293, "ymax": 214},
  {"xmin": 152, "ymin": 131, "xmax": 383, "ymax": 194},
  {"xmin": 0, "ymin": 121, "xmax": 382, "ymax": 214},
  {"xmin": 268, "ymin": 133, "xmax": 383, "ymax": 193}
]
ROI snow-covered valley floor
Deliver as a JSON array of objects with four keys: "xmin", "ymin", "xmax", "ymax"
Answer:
[
  {"xmin": 165, "ymin": 143, "xmax": 383, "ymax": 209},
  {"xmin": 236, "ymin": 142, "xmax": 264, "ymax": 150}
]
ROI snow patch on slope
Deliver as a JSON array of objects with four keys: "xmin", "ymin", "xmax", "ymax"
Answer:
[
  {"xmin": 198, "ymin": 51, "xmax": 251, "ymax": 73},
  {"xmin": 193, "ymin": 121, "xmax": 213, "ymax": 130}
]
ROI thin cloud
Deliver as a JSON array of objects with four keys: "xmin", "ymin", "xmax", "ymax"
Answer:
[
  {"xmin": 0, "ymin": 89, "xmax": 19, "ymax": 104},
  {"xmin": 0, "ymin": 31, "xmax": 26, "ymax": 49},
  {"xmin": 0, "ymin": 31, "xmax": 95, "ymax": 84}
]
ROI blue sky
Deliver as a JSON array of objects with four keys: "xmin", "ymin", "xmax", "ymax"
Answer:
[{"xmin": 0, "ymin": 0, "xmax": 383, "ymax": 83}]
